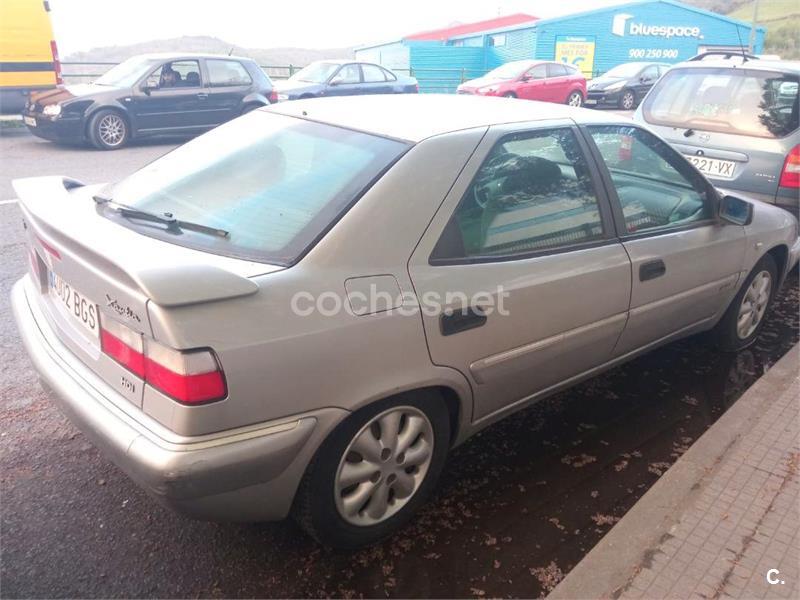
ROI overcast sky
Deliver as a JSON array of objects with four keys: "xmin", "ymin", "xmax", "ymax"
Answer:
[{"xmin": 50, "ymin": 0, "xmax": 627, "ymax": 56}]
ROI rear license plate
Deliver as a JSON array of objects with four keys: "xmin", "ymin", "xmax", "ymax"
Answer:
[
  {"xmin": 48, "ymin": 271, "xmax": 99, "ymax": 339},
  {"xmin": 23, "ymin": 115, "xmax": 36, "ymax": 127},
  {"xmin": 684, "ymin": 155, "xmax": 735, "ymax": 178}
]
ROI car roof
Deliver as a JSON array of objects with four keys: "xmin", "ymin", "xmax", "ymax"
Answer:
[
  {"xmin": 671, "ymin": 58, "xmax": 800, "ymax": 74},
  {"xmin": 136, "ymin": 52, "xmax": 254, "ymax": 62},
  {"xmin": 266, "ymin": 94, "xmax": 624, "ymax": 142}
]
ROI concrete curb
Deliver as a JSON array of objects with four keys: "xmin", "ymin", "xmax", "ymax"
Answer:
[{"xmin": 549, "ymin": 343, "xmax": 799, "ymax": 600}]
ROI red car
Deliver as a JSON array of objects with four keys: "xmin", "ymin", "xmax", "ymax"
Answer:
[{"xmin": 457, "ymin": 60, "xmax": 586, "ymax": 106}]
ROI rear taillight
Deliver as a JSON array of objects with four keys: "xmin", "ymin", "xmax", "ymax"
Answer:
[
  {"xmin": 100, "ymin": 316, "xmax": 227, "ymax": 404},
  {"xmin": 268, "ymin": 89, "xmax": 278, "ymax": 103},
  {"xmin": 144, "ymin": 341, "xmax": 227, "ymax": 404},
  {"xmin": 50, "ymin": 40, "xmax": 63, "ymax": 85},
  {"xmin": 779, "ymin": 144, "xmax": 800, "ymax": 189},
  {"xmin": 100, "ymin": 316, "xmax": 145, "ymax": 377}
]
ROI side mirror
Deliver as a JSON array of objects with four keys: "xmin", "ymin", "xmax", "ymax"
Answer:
[
  {"xmin": 719, "ymin": 194, "xmax": 753, "ymax": 226},
  {"xmin": 141, "ymin": 75, "xmax": 160, "ymax": 94},
  {"xmin": 519, "ymin": 74, "xmax": 531, "ymax": 82}
]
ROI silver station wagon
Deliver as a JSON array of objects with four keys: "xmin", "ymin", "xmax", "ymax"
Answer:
[{"xmin": 11, "ymin": 95, "xmax": 800, "ymax": 548}]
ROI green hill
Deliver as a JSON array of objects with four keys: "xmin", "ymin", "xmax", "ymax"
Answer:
[{"xmin": 685, "ymin": 0, "xmax": 800, "ymax": 59}]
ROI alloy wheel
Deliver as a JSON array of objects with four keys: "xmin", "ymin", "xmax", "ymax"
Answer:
[
  {"xmin": 736, "ymin": 270, "xmax": 771, "ymax": 339},
  {"xmin": 98, "ymin": 114, "xmax": 126, "ymax": 147},
  {"xmin": 334, "ymin": 406, "xmax": 434, "ymax": 526},
  {"xmin": 568, "ymin": 92, "xmax": 583, "ymax": 107},
  {"xmin": 621, "ymin": 91, "xmax": 635, "ymax": 110}
]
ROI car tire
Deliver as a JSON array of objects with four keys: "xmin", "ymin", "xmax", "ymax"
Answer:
[
  {"xmin": 293, "ymin": 390, "xmax": 450, "ymax": 549},
  {"xmin": 502, "ymin": 92, "xmax": 517, "ymax": 98},
  {"xmin": 566, "ymin": 91, "xmax": 583, "ymax": 107},
  {"xmin": 87, "ymin": 108, "xmax": 130, "ymax": 150},
  {"xmin": 713, "ymin": 254, "xmax": 777, "ymax": 352},
  {"xmin": 619, "ymin": 90, "xmax": 636, "ymax": 110}
]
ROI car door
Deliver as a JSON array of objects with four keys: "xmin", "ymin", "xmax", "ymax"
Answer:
[
  {"xmin": 360, "ymin": 63, "xmax": 392, "ymax": 95},
  {"xmin": 325, "ymin": 63, "xmax": 363, "ymax": 96},
  {"xmin": 635, "ymin": 64, "xmax": 660, "ymax": 97},
  {"xmin": 546, "ymin": 63, "xmax": 571, "ymax": 103},
  {"xmin": 202, "ymin": 58, "xmax": 255, "ymax": 124},
  {"xmin": 408, "ymin": 121, "xmax": 632, "ymax": 422},
  {"xmin": 132, "ymin": 59, "xmax": 210, "ymax": 133},
  {"xmin": 582, "ymin": 124, "xmax": 747, "ymax": 356},
  {"xmin": 516, "ymin": 64, "xmax": 548, "ymax": 101}
]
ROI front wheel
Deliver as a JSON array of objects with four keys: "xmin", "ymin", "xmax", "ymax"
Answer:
[
  {"xmin": 293, "ymin": 391, "xmax": 450, "ymax": 548},
  {"xmin": 502, "ymin": 91, "xmax": 517, "ymax": 98},
  {"xmin": 619, "ymin": 90, "xmax": 636, "ymax": 110},
  {"xmin": 713, "ymin": 254, "xmax": 777, "ymax": 352},
  {"xmin": 87, "ymin": 109, "xmax": 129, "ymax": 150},
  {"xmin": 566, "ymin": 91, "xmax": 583, "ymax": 107}
]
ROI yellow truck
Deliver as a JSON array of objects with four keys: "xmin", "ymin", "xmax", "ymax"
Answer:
[{"xmin": 0, "ymin": 0, "xmax": 61, "ymax": 114}]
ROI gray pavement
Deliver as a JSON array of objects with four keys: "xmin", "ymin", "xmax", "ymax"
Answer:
[
  {"xmin": 551, "ymin": 345, "xmax": 800, "ymax": 599},
  {"xmin": 0, "ymin": 127, "xmax": 181, "ymax": 199}
]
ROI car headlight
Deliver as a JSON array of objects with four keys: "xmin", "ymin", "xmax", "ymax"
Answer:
[
  {"xmin": 42, "ymin": 103, "xmax": 62, "ymax": 117},
  {"xmin": 605, "ymin": 81, "xmax": 626, "ymax": 91}
]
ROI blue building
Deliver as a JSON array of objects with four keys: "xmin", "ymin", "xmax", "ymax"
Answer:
[{"xmin": 355, "ymin": 0, "xmax": 766, "ymax": 92}]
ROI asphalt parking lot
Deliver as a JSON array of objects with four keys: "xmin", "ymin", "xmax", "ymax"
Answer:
[{"xmin": 1, "ymin": 125, "xmax": 798, "ymax": 598}]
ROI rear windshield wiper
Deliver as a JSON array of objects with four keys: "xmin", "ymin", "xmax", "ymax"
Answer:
[{"xmin": 94, "ymin": 195, "xmax": 229, "ymax": 238}]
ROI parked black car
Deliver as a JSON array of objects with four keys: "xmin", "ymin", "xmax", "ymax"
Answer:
[
  {"xmin": 22, "ymin": 53, "xmax": 276, "ymax": 149},
  {"xmin": 585, "ymin": 62, "xmax": 669, "ymax": 110},
  {"xmin": 273, "ymin": 60, "xmax": 418, "ymax": 101}
]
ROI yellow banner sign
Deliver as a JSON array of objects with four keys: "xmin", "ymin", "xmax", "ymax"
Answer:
[{"xmin": 555, "ymin": 36, "xmax": 596, "ymax": 78}]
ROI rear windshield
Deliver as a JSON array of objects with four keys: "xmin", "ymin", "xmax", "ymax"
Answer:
[
  {"xmin": 642, "ymin": 67, "xmax": 799, "ymax": 139},
  {"xmin": 108, "ymin": 112, "xmax": 409, "ymax": 265}
]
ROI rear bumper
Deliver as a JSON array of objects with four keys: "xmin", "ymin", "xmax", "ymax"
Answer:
[{"xmin": 11, "ymin": 277, "xmax": 347, "ymax": 521}]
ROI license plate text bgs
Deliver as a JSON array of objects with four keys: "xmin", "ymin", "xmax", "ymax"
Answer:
[{"xmin": 49, "ymin": 272, "xmax": 99, "ymax": 337}]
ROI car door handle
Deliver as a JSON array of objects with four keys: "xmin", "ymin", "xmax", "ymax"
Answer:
[
  {"xmin": 196, "ymin": 92, "xmax": 208, "ymax": 99},
  {"xmin": 440, "ymin": 306, "xmax": 487, "ymax": 336},
  {"xmin": 640, "ymin": 259, "xmax": 666, "ymax": 281}
]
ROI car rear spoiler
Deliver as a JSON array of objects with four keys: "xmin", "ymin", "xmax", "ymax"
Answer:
[{"xmin": 13, "ymin": 176, "xmax": 262, "ymax": 309}]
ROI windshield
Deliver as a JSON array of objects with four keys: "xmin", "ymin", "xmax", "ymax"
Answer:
[
  {"xmin": 108, "ymin": 112, "xmax": 409, "ymax": 265},
  {"xmin": 603, "ymin": 63, "xmax": 646, "ymax": 78},
  {"xmin": 484, "ymin": 61, "xmax": 532, "ymax": 80},
  {"xmin": 290, "ymin": 62, "xmax": 340, "ymax": 83},
  {"xmin": 95, "ymin": 56, "xmax": 158, "ymax": 87},
  {"xmin": 643, "ymin": 67, "xmax": 800, "ymax": 139}
]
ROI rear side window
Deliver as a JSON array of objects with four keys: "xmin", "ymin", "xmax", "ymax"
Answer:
[
  {"xmin": 207, "ymin": 59, "xmax": 252, "ymax": 87},
  {"xmin": 643, "ymin": 67, "xmax": 799, "ymax": 138},
  {"xmin": 527, "ymin": 64, "xmax": 547, "ymax": 80},
  {"xmin": 109, "ymin": 113, "xmax": 408, "ymax": 265},
  {"xmin": 547, "ymin": 63, "xmax": 568, "ymax": 78},
  {"xmin": 587, "ymin": 125, "xmax": 713, "ymax": 234},
  {"xmin": 361, "ymin": 64, "xmax": 387, "ymax": 83},
  {"xmin": 432, "ymin": 128, "xmax": 605, "ymax": 261}
]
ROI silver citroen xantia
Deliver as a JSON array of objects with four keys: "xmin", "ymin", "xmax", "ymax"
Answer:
[{"xmin": 11, "ymin": 95, "xmax": 800, "ymax": 548}]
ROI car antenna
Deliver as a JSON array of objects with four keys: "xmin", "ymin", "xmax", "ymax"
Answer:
[
  {"xmin": 228, "ymin": 47, "xmax": 234, "ymax": 56},
  {"xmin": 735, "ymin": 26, "xmax": 749, "ymax": 63}
]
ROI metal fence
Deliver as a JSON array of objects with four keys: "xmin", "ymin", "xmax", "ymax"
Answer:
[
  {"xmin": 61, "ymin": 61, "xmax": 607, "ymax": 93},
  {"xmin": 61, "ymin": 61, "xmax": 490, "ymax": 93}
]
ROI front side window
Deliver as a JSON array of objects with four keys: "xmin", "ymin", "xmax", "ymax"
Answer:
[
  {"xmin": 527, "ymin": 64, "xmax": 547, "ymax": 80},
  {"xmin": 332, "ymin": 64, "xmax": 361, "ymax": 84},
  {"xmin": 642, "ymin": 67, "xmax": 799, "ymax": 138},
  {"xmin": 207, "ymin": 59, "xmax": 252, "ymax": 87},
  {"xmin": 150, "ymin": 60, "xmax": 202, "ymax": 89},
  {"xmin": 640, "ymin": 65, "xmax": 659, "ymax": 82},
  {"xmin": 432, "ymin": 128, "xmax": 605, "ymax": 260},
  {"xmin": 107, "ymin": 113, "xmax": 408, "ymax": 265},
  {"xmin": 587, "ymin": 126, "xmax": 713, "ymax": 234},
  {"xmin": 361, "ymin": 64, "xmax": 387, "ymax": 83},
  {"xmin": 291, "ymin": 62, "xmax": 339, "ymax": 83}
]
